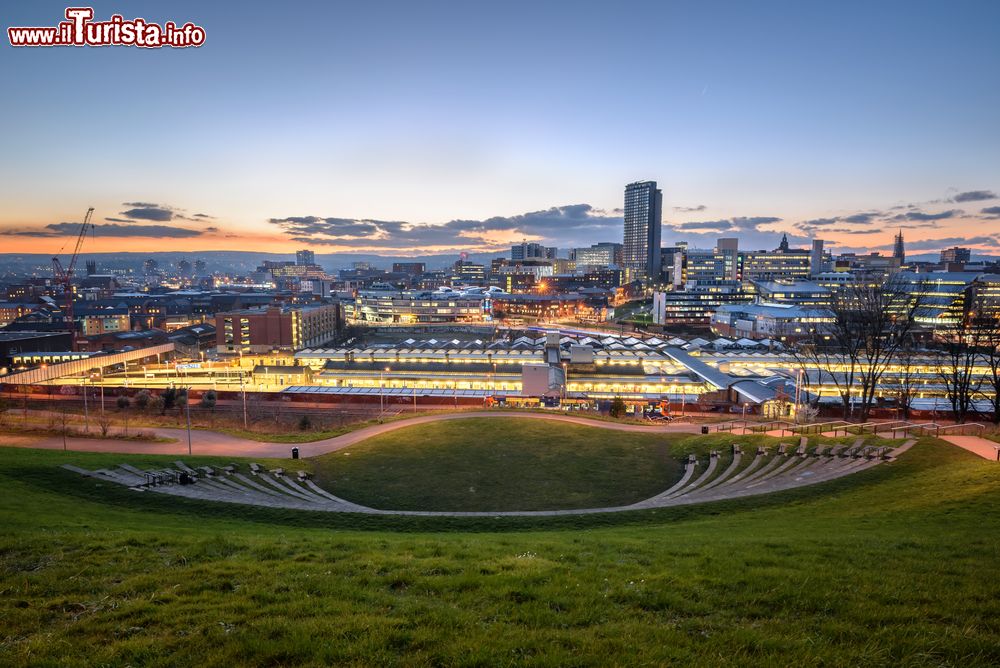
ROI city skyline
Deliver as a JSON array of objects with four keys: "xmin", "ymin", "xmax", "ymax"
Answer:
[{"xmin": 1, "ymin": 1, "xmax": 998, "ymax": 256}]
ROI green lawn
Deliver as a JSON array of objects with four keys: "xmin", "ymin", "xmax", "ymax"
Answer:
[
  {"xmin": 1, "ymin": 430, "xmax": 999, "ymax": 666},
  {"xmin": 313, "ymin": 418, "xmax": 682, "ymax": 511}
]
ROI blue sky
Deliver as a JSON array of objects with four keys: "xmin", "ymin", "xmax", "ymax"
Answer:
[{"xmin": 1, "ymin": 0, "xmax": 998, "ymax": 255}]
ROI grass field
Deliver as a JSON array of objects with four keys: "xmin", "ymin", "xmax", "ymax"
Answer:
[
  {"xmin": 314, "ymin": 418, "xmax": 682, "ymax": 511},
  {"xmin": 1, "ymin": 425, "xmax": 999, "ymax": 666}
]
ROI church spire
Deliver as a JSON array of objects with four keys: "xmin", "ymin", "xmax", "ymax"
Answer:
[
  {"xmin": 778, "ymin": 232, "xmax": 790, "ymax": 252},
  {"xmin": 893, "ymin": 228, "xmax": 905, "ymax": 264}
]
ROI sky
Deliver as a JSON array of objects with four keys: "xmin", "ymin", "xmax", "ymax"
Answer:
[{"xmin": 1, "ymin": 0, "xmax": 999, "ymax": 258}]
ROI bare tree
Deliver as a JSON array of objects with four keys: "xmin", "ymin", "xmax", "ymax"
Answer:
[
  {"xmin": 791, "ymin": 275, "xmax": 922, "ymax": 421},
  {"xmin": 117, "ymin": 394, "xmax": 131, "ymax": 436},
  {"xmin": 936, "ymin": 317, "xmax": 984, "ymax": 424},
  {"xmin": 848, "ymin": 276, "xmax": 926, "ymax": 422},
  {"xmin": 971, "ymin": 305, "xmax": 1000, "ymax": 424},
  {"xmin": 888, "ymin": 338, "xmax": 921, "ymax": 421}
]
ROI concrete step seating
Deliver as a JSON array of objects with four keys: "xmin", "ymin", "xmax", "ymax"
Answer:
[{"xmin": 60, "ymin": 439, "xmax": 916, "ymax": 516}]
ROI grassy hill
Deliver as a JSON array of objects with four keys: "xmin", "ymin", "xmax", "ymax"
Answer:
[
  {"xmin": 313, "ymin": 418, "xmax": 683, "ymax": 511},
  {"xmin": 1, "ymin": 430, "xmax": 998, "ymax": 666}
]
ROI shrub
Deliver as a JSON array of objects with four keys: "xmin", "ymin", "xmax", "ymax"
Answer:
[
  {"xmin": 134, "ymin": 390, "xmax": 151, "ymax": 410},
  {"xmin": 609, "ymin": 396, "xmax": 627, "ymax": 419},
  {"xmin": 199, "ymin": 390, "xmax": 217, "ymax": 410}
]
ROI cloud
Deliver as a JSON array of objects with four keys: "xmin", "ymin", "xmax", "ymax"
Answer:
[
  {"xmin": 730, "ymin": 216, "xmax": 781, "ymax": 230},
  {"xmin": 952, "ymin": 190, "xmax": 997, "ymax": 203},
  {"xmin": 981, "ymin": 206, "xmax": 1000, "ymax": 217},
  {"xmin": 666, "ymin": 216, "xmax": 781, "ymax": 234},
  {"xmin": 799, "ymin": 218, "xmax": 840, "ymax": 227},
  {"xmin": 120, "ymin": 206, "xmax": 175, "ymax": 222},
  {"xmin": 269, "ymin": 204, "xmax": 623, "ymax": 250},
  {"xmin": 113, "ymin": 201, "xmax": 209, "ymax": 223},
  {"xmin": 673, "ymin": 204, "xmax": 706, "ymax": 212},
  {"xmin": 842, "ymin": 212, "xmax": 882, "ymax": 225},
  {"xmin": 892, "ymin": 208, "xmax": 962, "ymax": 222},
  {"xmin": 49, "ymin": 222, "xmax": 203, "ymax": 238},
  {"xmin": 673, "ymin": 220, "xmax": 732, "ymax": 231},
  {"xmin": 872, "ymin": 235, "xmax": 1000, "ymax": 252}
]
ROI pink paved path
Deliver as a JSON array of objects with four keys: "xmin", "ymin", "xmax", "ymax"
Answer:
[
  {"xmin": 941, "ymin": 435, "xmax": 1000, "ymax": 461},
  {"xmin": 0, "ymin": 411, "xmax": 704, "ymax": 459}
]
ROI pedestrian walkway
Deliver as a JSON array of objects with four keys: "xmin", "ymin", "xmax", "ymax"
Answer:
[
  {"xmin": 1, "ymin": 411, "xmax": 705, "ymax": 458},
  {"xmin": 941, "ymin": 435, "xmax": 1000, "ymax": 461}
]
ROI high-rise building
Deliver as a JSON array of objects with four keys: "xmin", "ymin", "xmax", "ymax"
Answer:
[
  {"xmin": 511, "ymin": 242, "xmax": 556, "ymax": 261},
  {"xmin": 940, "ymin": 246, "xmax": 971, "ymax": 264},
  {"xmin": 143, "ymin": 258, "xmax": 158, "ymax": 275},
  {"xmin": 296, "ymin": 249, "xmax": 316, "ymax": 266},
  {"xmin": 810, "ymin": 239, "xmax": 825, "ymax": 276},
  {"xmin": 177, "ymin": 259, "xmax": 192, "ymax": 276},
  {"xmin": 893, "ymin": 229, "xmax": 905, "ymax": 264},
  {"xmin": 194, "ymin": 259, "xmax": 206, "ymax": 275},
  {"xmin": 622, "ymin": 180, "xmax": 662, "ymax": 279},
  {"xmin": 717, "ymin": 238, "xmax": 739, "ymax": 281}
]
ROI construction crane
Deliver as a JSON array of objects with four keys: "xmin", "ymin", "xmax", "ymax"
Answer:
[{"xmin": 51, "ymin": 207, "xmax": 95, "ymax": 348}]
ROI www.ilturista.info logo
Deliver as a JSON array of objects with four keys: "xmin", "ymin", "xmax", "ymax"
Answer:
[{"xmin": 8, "ymin": 7, "xmax": 205, "ymax": 48}]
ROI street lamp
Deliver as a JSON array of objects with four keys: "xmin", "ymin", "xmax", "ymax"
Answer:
[
  {"xmin": 379, "ymin": 367, "xmax": 390, "ymax": 417},
  {"xmin": 183, "ymin": 386, "xmax": 193, "ymax": 455},
  {"xmin": 81, "ymin": 373, "xmax": 89, "ymax": 432},
  {"xmin": 239, "ymin": 370, "xmax": 248, "ymax": 429},
  {"xmin": 91, "ymin": 370, "xmax": 105, "ymax": 415}
]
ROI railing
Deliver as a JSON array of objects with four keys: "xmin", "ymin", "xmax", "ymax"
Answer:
[
  {"xmin": 889, "ymin": 422, "xmax": 986, "ymax": 438},
  {"xmin": 745, "ymin": 420, "xmax": 797, "ymax": 435},
  {"xmin": 791, "ymin": 420, "xmax": 852, "ymax": 435},
  {"xmin": 936, "ymin": 422, "xmax": 986, "ymax": 436}
]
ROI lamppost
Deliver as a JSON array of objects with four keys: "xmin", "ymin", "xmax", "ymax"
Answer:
[
  {"xmin": 239, "ymin": 370, "xmax": 248, "ymax": 429},
  {"xmin": 183, "ymin": 386, "xmax": 193, "ymax": 455},
  {"xmin": 91, "ymin": 370, "xmax": 105, "ymax": 416},
  {"xmin": 562, "ymin": 362, "xmax": 568, "ymax": 402},
  {"xmin": 81, "ymin": 373, "xmax": 89, "ymax": 432},
  {"xmin": 379, "ymin": 367, "xmax": 389, "ymax": 417}
]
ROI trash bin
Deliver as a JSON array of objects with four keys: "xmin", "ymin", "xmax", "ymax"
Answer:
[
  {"xmin": 291, "ymin": 447, "xmax": 299, "ymax": 460},
  {"xmin": 701, "ymin": 426, "xmax": 709, "ymax": 434}
]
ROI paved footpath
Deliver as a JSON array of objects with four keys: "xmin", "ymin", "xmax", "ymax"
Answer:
[
  {"xmin": 0, "ymin": 412, "xmax": 705, "ymax": 459},
  {"xmin": 940, "ymin": 435, "xmax": 1000, "ymax": 461}
]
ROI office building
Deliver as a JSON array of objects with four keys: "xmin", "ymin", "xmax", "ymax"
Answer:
[
  {"xmin": 717, "ymin": 238, "xmax": 739, "ymax": 281},
  {"xmin": 940, "ymin": 247, "xmax": 971, "ymax": 264},
  {"xmin": 574, "ymin": 242, "xmax": 622, "ymax": 268},
  {"xmin": 810, "ymin": 239, "xmax": 825, "ymax": 275},
  {"xmin": 392, "ymin": 262, "xmax": 426, "ymax": 275},
  {"xmin": 216, "ymin": 303, "xmax": 342, "ymax": 353},
  {"xmin": 349, "ymin": 290, "xmax": 488, "ymax": 325},
  {"xmin": 511, "ymin": 242, "xmax": 556, "ymax": 261},
  {"xmin": 622, "ymin": 180, "xmax": 662, "ymax": 279},
  {"xmin": 296, "ymin": 249, "xmax": 316, "ymax": 266}
]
